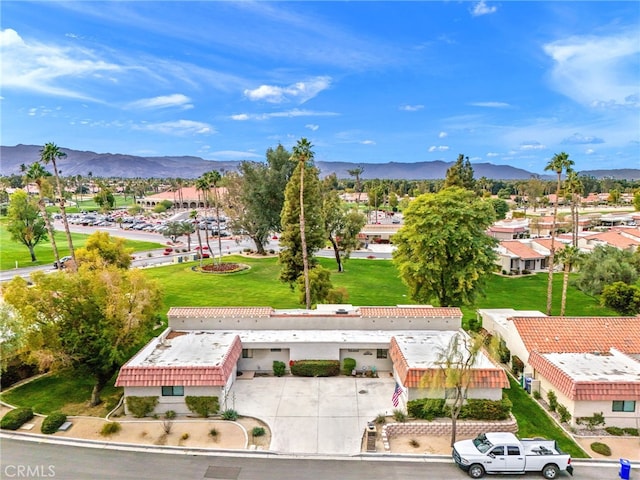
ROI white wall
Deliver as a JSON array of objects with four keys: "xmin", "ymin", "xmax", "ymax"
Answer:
[
  {"xmin": 238, "ymin": 348, "xmax": 290, "ymax": 373},
  {"xmin": 123, "ymin": 386, "xmax": 223, "ymax": 416}
]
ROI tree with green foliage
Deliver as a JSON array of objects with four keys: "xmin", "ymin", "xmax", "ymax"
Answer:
[
  {"xmin": 3, "ymin": 266, "xmax": 162, "ymax": 406},
  {"xmin": 601, "ymin": 282, "xmax": 640, "ymax": 316},
  {"xmin": 279, "ymin": 139, "xmax": 325, "ymax": 308},
  {"xmin": 444, "ymin": 154, "xmax": 475, "ymax": 190},
  {"xmin": 296, "ymin": 265, "xmax": 334, "ymax": 306},
  {"xmin": 633, "ymin": 190, "xmax": 640, "ymax": 211},
  {"xmin": 75, "ymin": 231, "xmax": 133, "ymax": 270},
  {"xmin": 487, "ymin": 198, "xmax": 509, "ymax": 220},
  {"xmin": 555, "ymin": 245, "xmax": 582, "ymax": 316},
  {"xmin": 225, "ymin": 145, "xmax": 295, "ymax": 255},
  {"xmin": 40, "ymin": 142, "xmax": 75, "ymax": 263},
  {"xmin": 544, "ymin": 152, "xmax": 575, "ymax": 315},
  {"xmin": 392, "ymin": 187, "xmax": 497, "ymax": 306},
  {"xmin": 575, "ymin": 245, "xmax": 639, "ymax": 296},
  {"xmin": 347, "ymin": 166, "xmax": 365, "ymax": 206},
  {"xmin": 93, "ymin": 183, "xmax": 116, "ymax": 212},
  {"xmin": 7, "ymin": 190, "xmax": 48, "ymax": 262},
  {"xmin": 162, "ymin": 221, "xmax": 187, "ymax": 244},
  {"xmin": 322, "ymin": 179, "xmax": 366, "ymax": 272},
  {"xmin": 25, "ymin": 162, "xmax": 61, "ymax": 266},
  {"xmin": 195, "ymin": 174, "xmax": 214, "ymax": 253}
]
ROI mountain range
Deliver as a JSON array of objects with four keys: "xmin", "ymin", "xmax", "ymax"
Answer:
[{"xmin": 2, "ymin": 145, "xmax": 638, "ymax": 181}]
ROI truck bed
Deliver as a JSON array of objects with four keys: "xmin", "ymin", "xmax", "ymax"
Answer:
[{"xmin": 521, "ymin": 439, "xmax": 562, "ymax": 456}]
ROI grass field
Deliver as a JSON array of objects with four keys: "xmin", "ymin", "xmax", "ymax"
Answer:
[{"xmin": 0, "ymin": 220, "xmax": 164, "ymax": 270}]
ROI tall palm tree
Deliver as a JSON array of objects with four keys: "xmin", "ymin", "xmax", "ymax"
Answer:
[
  {"xmin": 543, "ymin": 152, "xmax": 574, "ymax": 315},
  {"xmin": 25, "ymin": 162, "xmax": 61, "ymax": 266},
  {"xmin": 195, "ymin": 175, "xmax": 213, "ymax": 255},
  {"xmin": 205, "ymin": 170, "xmax": 223, "ymax": 265},
  {"xmin": 564, "ymin": 169, "xmax": 583, "ymax": 247},
  {"xmin": 292, "ymin": 138, "xmax": 314, "ymax": 309},
  {"xmin": 40, "ymin": 142, "xmax": 75, "ymax": 263},
  {"xmin": 190, "ymin": 210, "xmax": 204, "ymax": 268},
  {"xmin": 556, "ymin": 245, "xmax": 582, "ymax": 317},
  {"xmin": 347, "ymin": 166, "xmax": 364, "ymax": 207}
]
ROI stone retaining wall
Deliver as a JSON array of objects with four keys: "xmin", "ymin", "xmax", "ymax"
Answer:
[{"xmin": 381, "ymin": 417, "xmax": 518, "ymax": 451}]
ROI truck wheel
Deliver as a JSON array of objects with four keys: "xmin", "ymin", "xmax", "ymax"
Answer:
[
  {"xmin": 542, "ymin": 464, "xmax": 559, "ymax": 479},
  {"xmin": 468, "ymin": 464, "xmax": 485, "ymax": 479}
]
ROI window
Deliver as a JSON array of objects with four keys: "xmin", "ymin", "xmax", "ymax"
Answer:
[
  {"xmin": 377, "ymin": 349, "xmax": 388, "ymax": 359},
  {"xmin": 161, "ymin": 386, "xmax": 184, "ymax": 396},
  {"xmin": 347, "ymin": 349, "xmax": 360, "ymax": 352},
  {"xmin": 491, "ymin": 446, "xmax": 504, "ymax": 456},
  {"xmin": 242, "ymin": 349, "xmax": 253, "ymax": 358},
  {"xmin": 507, "ymin": 446, "xmax": 521, "ymax": 456},
  {"xmin": 270, "ymin": 348, "xmax": 281, "ymax": 352},
  {"xmin": 613, "ymin": 400, "xmax": 636, "ymax": 412}
]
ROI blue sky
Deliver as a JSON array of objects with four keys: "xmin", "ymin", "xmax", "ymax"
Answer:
[{"xmin": 1, "ymin": 1, "xmax": 638, "ymax": 174}]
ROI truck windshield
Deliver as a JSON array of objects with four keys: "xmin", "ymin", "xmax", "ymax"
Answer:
[{"xmin": 473, "ymin": 434, "xmax": 493, "ymax": 453}]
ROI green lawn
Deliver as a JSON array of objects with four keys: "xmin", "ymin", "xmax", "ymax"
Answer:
[
  {"xmin": 0, "ymin": 220, "xmax": 164, "ymax": 270},
  {"xmin": 504, "ymin": 375, "xmax": 589, "ymax": 458}
]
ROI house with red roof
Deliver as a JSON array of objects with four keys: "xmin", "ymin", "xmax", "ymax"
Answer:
[
  {"xmin": 138, "ymin": 186, "xmax": 227, "ymax": 209},
  {"xmin": 479, "ymin": 309, "xmax": 640, "ymax": 428},
  {"xmin": 487, "ymin": 219, "xmax": 529, "ymax": 241},
  {"xmin": 581, "ymin": 229, "xmax": 640, "ymax": 252},
  {"xmin": 116, "ymin": 305, "xmax": 508, "ymax": 415}
]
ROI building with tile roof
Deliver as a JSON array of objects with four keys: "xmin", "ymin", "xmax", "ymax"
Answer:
[
  {"xmin": 479, "ymin": 309, "xmax": 640, "ymax": 428},
  {"xmin": 138, "ymin": 186, "xmax": 227, "ymax": 209},
  {"xmin": 116, "ymin": 304, "xmax": 508, "ymax": 415}
]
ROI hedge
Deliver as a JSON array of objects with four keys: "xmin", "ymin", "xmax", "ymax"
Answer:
[
  {"xmin": 0, "ymin": 407, "xmax": 34, "ymax": 430},
  {"xmin": 126, "ymin": 396, "xmax": 158, "ymax": 418},
  {"xmin": 342, "ymin": 358, "xmax": 356, "ymax": 375},
  {"xmin": 407, "ymin": 398, "xmax": 512, "ymax": 421},
  {"xmin": 290, "ymin": 360, "xmax": 340, "ymax": 377},
  {"xmin": 185, "ymin": 396, "xmax": 219, "ymax": 418},
  {"xmin": 41, "ymin": 412, "xmax": 67, "ymax": 434},
  {"xmin": 407, "ymin": 398, "xmax": 446, "ymax": 420}
]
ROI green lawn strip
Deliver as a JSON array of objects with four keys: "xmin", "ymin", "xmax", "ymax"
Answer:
[
  {"xmin": 505, "ymin": 375, "xmax": 589, "ymax": 458},
  {"xmin": 0, "ymin": 221, "xmax": 163, "ymax": 270},
  {"xmin": 0, "ymin": 369, "xmax": 122, "ymax": 417}
]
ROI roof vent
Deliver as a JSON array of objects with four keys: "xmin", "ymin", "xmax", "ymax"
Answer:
[{"xmin": 336, "ymin": 309, "xmax": 348, "ymax": 315}]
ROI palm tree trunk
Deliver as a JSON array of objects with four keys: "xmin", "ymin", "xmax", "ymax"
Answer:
[
  {"xmin": 38, "ymin": 197, "xmax": 61, "ymax": 265},
  {"xmin": 299, "ymin": 163, "xmax": 311, "ymax": 309},
  {"xmin": 546, "ymin": 174, "xmax": 560, "ymax": 315},
  {"xmin": 329, "ymin": 236, "xmax": 343, "ymax": 272},
  {"xmin": 215, "ymin": 193, "xmax": 223, "ymax": 265},
  {"xmin": 51, "ymin": 159, "xmax": 75, "ymax": 263},
  {"xmin": 560, "ymin": 262, "xmax": 570, "ymax": 317}
]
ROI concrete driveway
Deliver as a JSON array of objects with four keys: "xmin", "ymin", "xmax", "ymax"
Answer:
[{"xmin": 228, "ymin": 375, "xmax": 396, "ymax": 455}]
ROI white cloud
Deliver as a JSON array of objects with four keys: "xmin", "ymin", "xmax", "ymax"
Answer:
[
  {"xmin": 428, "ymin": 145, "xmax": 450, "ymax": 152},
  {"xmin": 361, "ymin": 140, "xmax": 375, "ymax": 145},
  {"xmin": 209, "ymin": 150, "xmax": 261, "ymax": 160},
  {"xmin": 244, "ymin": 76, "xmax": 331, "ymax": 104},
  {"xmin": 585, "ymin": 148, "xmax": 595, "ymax": 155},
  {"xmin": 399, "ymin": 104, "xmax": 424, "ymax": 112},
  {"xmin": 438, "ymin": 131, "xmax": 448, "ymax": 139},
  {"xmin": 469, "ymin": 101, "xmax": 510, "ymax": 108},
  {"xmin": 0, "ymin": 28, "xmax": 122, "ymax": 101},
  {"xmin": 471, "ymin": 1, "xmax": 497, "ymax": 16},
  {"xmin": 134, "ymin": 119, "xmax": 215, "ymax": 136},
  {"xmin": 561, "ymin": 132, "xmax": 604, "ymax": 145},
  {"xmin": 230, "ymin": 109, "xmax": 339, "ymax": 120},
  {"xmin": 543, "ymin": 29, "xmax": 640, "ymax": 108},
  {"xmin": 519, "ymin": 141, "xmax": 546, "ymax": 151},
  {"xmin": 127, "ymin": 93, "xmax": 193, "ymax": 110},
  {"xmin": 486, "ymin": 152, "xmax": 499, "ymax": 157},
  {"xmin": 230, "ymin": 113, "xmax": 250, "ymax": 121},
  {"xmin": 305, "ymin": 124, "xmax": 319, "ymax": 131}
]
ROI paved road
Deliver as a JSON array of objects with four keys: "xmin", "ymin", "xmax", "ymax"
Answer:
[{"xmin": 2, "ymin": 438, "xmax": 609, "ymax": 480}]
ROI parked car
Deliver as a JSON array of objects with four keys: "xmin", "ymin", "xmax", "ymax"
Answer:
[
  {"xmin": 53, "ymin": 256, "xmax": 73, "ymax": 269},
  {"xmin": 452, "ymin": 432, "xmax": 573, "ymax": 479}
]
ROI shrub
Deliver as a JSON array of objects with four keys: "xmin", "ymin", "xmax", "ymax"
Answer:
[
  {"xmin": 290, "ymin": 360, "xmax": 340, "ymax": 377},
  {"xmin": 557, "ymin": 404, "xmax": 571, "ymax": 423},
  {"xmin": 532, "ymin": 390, "xmax": 541, "ymax": 400},
  {"xmin": 209, "ymin": 428, "xmax": 219, "ymax": 438},
  {"xmin": 126, "ymin": 396, "xmax": 158, "ymax": 418},
  {"xmin": 407, "ymin": 398, "xmax": 445, "ymax": 420},
  {"xmin": 181, "ymin": 433, "xmax": 189, "ymax": 440},
  {"xmin": 590, "ymin": 442, "xmax": 611, "ymax": 456},
  {"xmin": 458, "ymin": 398, "xmax": 512, "ymax": 421},
  {"xmin": 409, "ymin": 439, "xmax": 420, "ymax": 448},
  {"xmin": 273, "ymin": 360, "xmax": 286, "ymax": 377},
  {"xmin": 342, "ymin": 357, "xmax": 356, "ymax": 375},
  {"xmin": 185, "ymin": 396, "xmax": 219, "ymax": 418},
  {"xmin": 100, "ymin": 422, "xmax": 121, "ymax": 436},
  {"xmin": 374, "ymin": 414, "xmax": 387, "ymax": 425},
  {"xmin": 252, "ymin": 426, "xmax": 266, "ymax": 437},
  {"xmin": 392, "ymin": 409, "xmax": 407, "ymax": 422},
  {"xmin": 164, "ymin": 410, "xmax": 176, "ymax": 420},
  {"xmin": 221, "ymin": 409, "xmax": 238, "ymax": 421},
  {"xmin": 511, "ymin": 356, "xmax": 524, "ymax": 376},
  {"xmin": 41, "ymin": 412, "xmax": 67, "ymax": 434},
  {"xmin": 577, "ymin": 412, "xmax": 605, "ymax": 431},
  {"xmin": 497, "ymin": 338, "xmax": 511, "ymax": 364},
  {"xmin": 623, "ymin": 427, "xmax": 639, "ymax": 436},
  {"xmin": 547, "ymin": 391, "xmax": 558, "ymax": 412},
  {"xmin": 0, "ymin": 408, "xmax": 34, "ymax": 430},
  {"xmin": 605, "ymin": 426, "xmax": 624, "ymax": 436}
]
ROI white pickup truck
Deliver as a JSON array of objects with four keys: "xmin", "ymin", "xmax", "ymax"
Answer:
[{"xmin": 452, "ymin": 432, "xmax": 574, "ymax": 479}]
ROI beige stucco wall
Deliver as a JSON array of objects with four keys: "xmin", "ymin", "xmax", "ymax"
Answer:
[{"xmin": 123, "ymin": 386, "xmax": 223, "ymax": 416}]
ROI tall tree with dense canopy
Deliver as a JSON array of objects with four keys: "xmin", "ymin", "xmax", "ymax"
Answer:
[
  {"xmin": 25, "ymin": 162, "xmax": 61, "ymax": 266},
  {"xmin": 544, "ymin": 152, "xmax": 574, "ymax": 315},
  {"xmin": 40, "ymin": 142, "xmax": 75, "ymax": 263},
  {"xmin": 575, "ymin": 245, "xmax": 639, "ymax": 296},
  {"xmin": 7, "ymin": 190, "xmax": 48, "ymax": 262},
  {"xmin": 601, "ymin": 282, "xmax": 640, "ymax": 316},
  {"xmin": 392, "ymin": 187, "xmax": 497, "ymax": 306},
  {"xmin": 279, "ymin": 139, "xmax": 325, "ymax": 308},
  {"xmin": 75, "ymin": 231, "xmax": 133, "ymax": 270},
  {"xmin": 444, "ymin": 154, "xmax": 475, "ymax": 190},
  {"xmin": 3, "ymin": 265, "xmax": 162, "ymax": 406}
]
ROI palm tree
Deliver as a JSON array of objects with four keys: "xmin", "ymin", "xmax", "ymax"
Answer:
[
  {"xmin": 292, "ymin": 138, "xmax": 314, "ymax": 309},
  {"xmin": 205, "ymin": 170, "xmax": 224, "ymax": 265},
  {"xmin": 543, "ymin": 152, "xmax": 574, "ymax": 315},
  {"xmin": 564, "ymin": 169, "xmax": 583, "ymax": 247},
  {"xmin": 40, "ymin": 142, "xmax": 75, "ymax": 263},
  {"xmin": 195, "ymin": 175, "xmax": 213, "ymax": 255},
  {"xmin": 556, "ymin": 245, "xmax": 582, "ymax": 316},
  {"xmin": 347, "ymin": 166, "xmax": 364, "ymax": 207},
  {"xmin": 190, "ymin": 210, "xmax": 204, "ymax": 268},
  {"xmin": 25, "ymin": 162, "xmax": 61, "ymax": 266}
]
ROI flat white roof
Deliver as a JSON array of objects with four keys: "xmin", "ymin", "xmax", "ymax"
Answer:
[
  {"xmin": 478, "ymin": 309, "xmax": 546, "ymax": 329},
  {"xmin": 542, "ymin": 349, "xmax": 640, "ymax": 382}
]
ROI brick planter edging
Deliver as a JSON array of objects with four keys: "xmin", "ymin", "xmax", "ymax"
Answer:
[{"xmin": 381, "ymin": 417, "xmax": 518, "ymax": 451}]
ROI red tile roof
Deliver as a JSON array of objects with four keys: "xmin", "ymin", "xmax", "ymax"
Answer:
[
  {"xmin": 116, "ymin": 336, "xmax": 242, "ymax": 387},
  {"xmin": 531, "ymin": 238, "xmax": 567, "ymax": 253},
  {"xmin": 512, "ymin": 317, "xmax": 640, "ymax": 355},
  {"xmin": 500, "ymin": 241, "xmax": 544, "ymax": 259},
  {"xmin": 360, "ymin": 306, "xmax": 463, "ymax": 318},
  {"xmin": 529, "ymin": 351, "xmax": 640, "ymax": 401},
  {"xmin": 168, "ymin": 307, "xmax": 274, "ymax": 318},
  {"xmin": 588, "ymin": 231, "xmax": 640, "ymax": 249}
]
